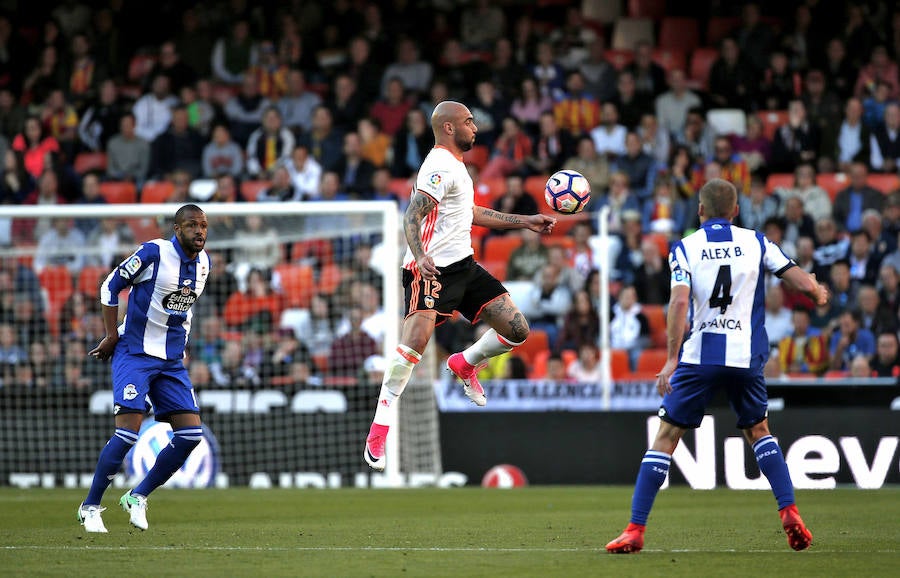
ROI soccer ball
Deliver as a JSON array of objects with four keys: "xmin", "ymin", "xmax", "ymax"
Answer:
[
  {"xmin": 481, "ymin": 464, "xmax": 529, "ymax": 488},
  {"xmin": 544, "ymin": 169, "xmax": 591, "ymax": 214}
]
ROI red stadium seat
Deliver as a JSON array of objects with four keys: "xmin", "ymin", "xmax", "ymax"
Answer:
[
  {"xmin": 658, "ymin": 18, "xmax": 700, "ymax": 53},
  {"xmin": 642, "ymin": 304, "xmax": 667, "ymax": 348},
  {"xmin": 867, "ymin": 174, "xmax": 900, "ymax": 194},
  {"xmin": 273, "ymin": 263, "xmax": 315, "ymax": 308},
  {"xmin": 705, "ymin": 17, "xmax": 739, "ymax": 47},
  {"xmin": 544, "ymin": 236, "xmax": 575, "ymax": 251},
  {"xmin": 817, "ymin": 173, "xmax": 850, "ymax": 201},
  {"xmin": 140, "ymin": 181, "xmax": 175, "ymax": 203},
  {"xmin": 756, "ymin": 110, "xmax": 789, "ymax": 141},
  {"xmin": 462, "ymin": 145, "xmax": 489, "ymax": 171},
  {"xmin": 77, "ymin": 265, "xmax": 110, "ymax": 296},
  {"xmin": 241, "ymin": 180, "xmax": 270, "ymax": 202},
  {"xmin": 766, "ymin": 173, "xmax": 794, "ymax": 194},
  {"xmin": 652, "ymin": 48, "xmax": 688, "ymax": 74},
  {"xmin": 127, "ymin": 53, "xmax": 156, "ymax": 82},
  {"xmin": 633, "ymin": 348, "xmax": 669, "ymax": 379},
  {"xmin": 483, "ymin": 235, "xmax": 523, "ymax": 264},
  {"xmin": 475, "ymin": 177, "xmax": 507, "ymax": 204},
  {"xmin": 627, "ymin": 0, "xmax": 666, "ymax": 19},
  {"xmin": 610, "ymin": 348, "xmax": 631, "ymax": 379},
  {"xmin": 389, "ymin": 177, "xmax": 415, "ymax": 201},
  {"xmin": 98, "ymin": 181, "xmax": 137, "ymax": 204},
  {"xmin": 126, "ymin": 217, "xmax": 162, "ymax": 243},
  {"xmin": 516, "ymin": 329, "xmax": 550, "ymax": 369},
  {"xmin": 524, "ymin": 174, "xmax": 550, "ymax": 206},
  {"xmin": 687, "ymin": 48, "xmax": 718, "ymax": 91},
  {"xmin": 38, "ymin": 265, "xmax": 74, "ymax": 311},
  {"xmin": 479, "ymin": 259, "xmax": 507, "ymax": 281},
  {"xmin": 645, "ymin": 232, "xmax": 670, "ymax": 260},
  {"xmin": 73, "ymin": 152, "xmax": 108, "ymax": 175},
  {"xmin": 318, "ymin": 263, "xmax": 343, "ymax": 295}
]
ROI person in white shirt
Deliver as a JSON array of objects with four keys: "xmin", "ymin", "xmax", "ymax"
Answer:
[
  {"xmin": 285, "ymin": 144, "xmax": 322, "ymax": 200},
  {"xmin": 132, "ymin": 75, "xmax": 177, "ymax": 142},
  {"xmin": 590, "ymin": 102, "xmax": 627, "ymax": 158}
]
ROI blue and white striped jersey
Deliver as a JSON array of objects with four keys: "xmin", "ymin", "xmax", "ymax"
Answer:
[
  {"xmin": 669, "ymin": 218, "xmax": 795, "ymax": 368},
  {"xmin": 100, "ymin": 237, "xmax": 210, "ymax": 361}
]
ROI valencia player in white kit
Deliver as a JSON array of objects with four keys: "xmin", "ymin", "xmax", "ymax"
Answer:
[{"xmin": 364, "ymin": 101, "xmax": 556, "ymax": 471}]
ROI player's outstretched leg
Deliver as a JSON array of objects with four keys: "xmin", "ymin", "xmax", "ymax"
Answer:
[
  {"xmin": 365, "ymin": 345, "xmax": 422, "ymax": 471},
  {"xmin": 751, "ymin": 434, "xmax": 813, "ymax": 550},
  {"xmin": 121, "ymin": 425, "xmax": 203, "ymax": 530},
  {"xmin": 447, "ymin": 328, "xmax": 523, "ymax": 406},
  {"xmin": 606, "ymin": 450, "xmax": 671, "ymax": 553},
  {"xmin": 78, "ymin": 427, "xmax": 138, "ymax": 533}
]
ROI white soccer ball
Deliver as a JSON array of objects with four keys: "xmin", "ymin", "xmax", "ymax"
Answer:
[{"xmin": 544, "ymin": 169, "xmax": 591, "ymax": 214}]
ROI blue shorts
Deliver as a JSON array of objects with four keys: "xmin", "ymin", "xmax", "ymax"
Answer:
[
  {"xmin": 111, "ymin": 342, "xmax": 198, "ymax": 420},
  {"xmin": 659, "ymin": 360, "xmax": 767, "ymax": 430}
]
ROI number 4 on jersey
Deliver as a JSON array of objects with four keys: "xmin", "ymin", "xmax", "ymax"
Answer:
[{"xmin": 709, "ymin": 265, "xmax": 733, "ymax": 314}]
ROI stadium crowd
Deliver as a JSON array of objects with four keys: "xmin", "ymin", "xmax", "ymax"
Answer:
[{"xmin": 3, "ymin": 0, "xmax": 900, "ymax": 391}]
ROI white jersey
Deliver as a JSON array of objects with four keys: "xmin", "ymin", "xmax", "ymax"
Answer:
[
  {"xmin": 669, "ymin": 218, "xmax": 794, "ymax": 368},
  {"xmin": 402, "ymin": 146, "xmax": 475, "ymax": 269}
]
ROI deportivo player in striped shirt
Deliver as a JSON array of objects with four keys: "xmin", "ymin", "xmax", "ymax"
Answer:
[
  {"xmin": 607, "ymin": 179, "xmax": 828, "ymax": 553},
  {"xmin": 364, "ymin": 101, "xmax": 557, "ymax": 471},
  {"xmin": 78, "ymin": 204, "xmax": 211, "ymax": 533}
]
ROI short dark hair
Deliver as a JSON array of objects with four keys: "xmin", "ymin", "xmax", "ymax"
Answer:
[
  {"xmin": 699, "ymin": 178, "xmax": 737, "ymax": 219},
  {"xmin": 175, "ymin": 204, "xmax": 204, "ymax": 223}
]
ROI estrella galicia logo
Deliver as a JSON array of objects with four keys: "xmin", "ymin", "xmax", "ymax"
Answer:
[
  {"xmin": 162, "ymin": 280, "xmax": 198, "ymax": 313},
  {"xmin": 126, "ymin": 419, "xmax": 219, "ymax": 488}
]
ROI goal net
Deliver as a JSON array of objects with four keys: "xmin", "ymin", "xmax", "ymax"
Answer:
[{"xmin": 0, "ymin": 201, "xmax": 442, "ymax": 489}]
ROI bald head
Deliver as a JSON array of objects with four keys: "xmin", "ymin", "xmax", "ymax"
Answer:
[
  {"xmin": 430, "ymin": 100, "xmax": 476, "ymax": 153},
  {"xmin": 699, "ymin": 178, "xmax": 738, "ymax": 220}
]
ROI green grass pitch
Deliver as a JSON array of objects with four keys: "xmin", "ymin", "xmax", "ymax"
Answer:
[{"xmin": 1, "ymin": 487, "xmax": 897, "ymax": 577}]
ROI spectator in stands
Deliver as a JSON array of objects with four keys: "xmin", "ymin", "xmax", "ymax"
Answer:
[
  {"xmin": 85, "ymin": 216, "xmax": 133, "ymax": 269},
  {"xmin": 34, "ymin": 217, "xmax": 86, "ymax": 274},
  {"xmin": 615, "ymin": 131, "xmax": 655, "ymax": 202},
  {"xmin": 245, "ymin": 106, "xmax": 295, "ymax": 180},
  {"xmin": 590, "ymin": 102, "xmax": 627, "ymax": 159},
  {"xmin": 490, "ymin": 174, "xmax": 538, "ymax": 234},
  {"xmin": 224, "ymin": 75, "xmax": 270, "ymax": 148},
  {"xmin": 642, "ymin": 176, "xmax": 686, "ymax": 239},
  {"xmin": 105, "ymin": 112, "xmax": 150, "ymax": 184},
  {"xmin": 22, "ymin": 45, "xmax": 65, "ymax": 107},
  {"xmin": 774, "ymin": 163, "xmax": 832, "ymax": 223},
  {"xmin": 277, "ymin": 69, "xmax": 321, "ymax": 136},
  {"xmin": 284, "ymin": 143, "xmax": 322, "ymax": 200},
  {"xmin": 299, "ymin": 105, "xmax": 343, "ymax": 172},
  {"xmin": 870, "ymin": 102, "xmax": 900, "ymax": 173},
  {"xmin": 862, "ymin": 207, "xmax": 895, "ymax": 258},
  {"xmin": 201, "ymin": 123, "xmax": 244, "ymax": 179},
  {"xmin": 12, "ymin": 116, "xmax": 60, "ymax": 180},
  {"xmin": 633, "ymin": 235, "xmax": 670, "ymax": 306},
  {"xmin": 777, "ymin": 306, "xmax": 829, "ymax": 376},
  {"xmin": 357, "ymin": 117, "xmax": 391, "ymax": 168},
  {"xmin": 380, "ymin": 37, "xmax": 431, "ymax": 99},
  {"xmin": 552, "ymin": 70, "xmax": 600, "ymax": 138},
  {"xmin": 525, "ymin": 111, "xmax": 574, "ymax": 177},
  {"xmin": 328, "ymin": 306, "xmax": 378, "ymax": 377},
  {"xmin": 735, "ymin": 2, "xmax": 775, "ymax": 75},
  {"xmin": 11, "ymin": 292, "xmax": 49, "ymax": 353},
  {"xmin": 626, "ymin": 41, "xmax": 667, "ymax": 100},
  {"xmin": 802, "ymin": 69, "xmax": 843, "ymax": 170},
  {"xmin": 523, "ymin": 263, "xmax": 571, "ymax": 350},
  {"xmin": 263, "ymin": 329, "xmax": 313, "ymax": 382},
  {"xmin": 782, "ymin": 197, "xmax": 817, "ymax": 252},
  {"xmin": 211, "ymin": 19, "xmax": 258, "ymax": 85},
  {"xmin": 829, "ymin": 309, "xmax": 875, "ymax": 370},
  {"xmin": 878, "ymin": 262, "xmax": 900, "ymax": 315},
  {"xmin": 333, "ymin": 131, "xmax": 375, "ymax": 199},
  {"xmin": 758, "ymin": 49, "xmax": 801, "ymax": 111},
  {"xmin": 210, "ymin": 340, "xmax": 260, "ymax": 388},
  {"xmin": 708, "ymin": 37, "xmax": 758, "ymax": 110},
  {"xmin": 77, "ymin": 79, "xmax": 123, "ymax": 152},
  {"xmin": 862, "ymin": 79, "xmax": 893, "ymax": 131},
  {"xmin": 771, "ymin": 99, "xmax": 821, "ymax": 173},
  {"xmin": 567, "ymin": 342, "xmax": 603, "ymax": 382},
  {"xmin": 326, "ymin": 73, "xmax": 365, "ymax": 134},
  {"xmin": 637, "ymin": 112, "xmax": 670, "ymax": 167},
  {"xmin": 340, "ymin": 36, "xmax": 382, "ymax": 105},
  {"xmin": 257, "ymin": 165, "xmax": 299, "ymax": 202},
  {"xmin": 435, "ymin": 39, "xmax": 481, "ymax": 103},
  {"xmin": 544, "ymin": 352, "xmax": 570, "ymax": 380},
  {"xmin": 764, "ymin": 284, "xmax": 794, "ymax": 349},
  {"xmin": 531, "ymin": 40, "xmax": 566, "ymax": 101},
  {"xmin": 542, "ymin": 243, "xmax": 582, "ymax": 295},
  {"xmin": 738, "ymin": 175, "xmax": 779, "ymax": 232},
  {"xmin": 145, "ymin": 41, "xmax": 195, "ymax": 96},
  {"xmin": 609, "ymin": 285, "xmax": 651, "ymax": 371},
  {"xmin": 546, "ymin": 5, "xmax": 594, "ymax": 70},
  {"xmin": 578, "ymin": 37, "xmax": 618, "ymax": 104},
  {"xmin": 20, "ymin": 170, "xmax": 65, "ymax": 242},
  {"xmin": 848, "ymin": 353, "xmax": 873, "ymax": 377},
  {"xmin": 149, "ymin": 105, "xmax": 204, "ymax": 179},
  {"xmin": 389, "ymin": 109, "xmax": 429, "ymax": 179},
  {"xmin": 655, "ymin": 69, "xmax": 702, "ymax": 139},
  {"xmin": 0, "ymin": 148, "xmax": 33, "ymax": 205},
  {"xmin": 0, "ymin": 321, "xmax": 27, "ymax": 369},
  {"xmin": 870, "ymin": 331, "xmax": 900, "ymax": 377},
  {"xmin": 858, "ymin": 283, "xmax": 897, "ymax": 336},
  {"xmin": 187, "ymin": 79, "xmax": 222, "ymax": 137},
  {"xmin": 833, "ymin": 162, "xmax": 884, "ymax": 232},
  {"xmin": 163, "ymin": 169, "xmax": 191, "ymax": 204},
  {"xmin": 470, "ymin": 79, "xmax": 507, "ymax": 149},
  {"xmin": 822, "ymin": 37, "xmax": 856, "ymax": 101},
  {"xmin": 855, "ymin": 44, "xmax": 900, "ymax": 101},
  {"xmin": 847, "ymin": 229, "xmax": 882, "ymax": 287},
  {"xmin": 730, "ymin": 114, "xmax": 771, "ymax": 175},
  {"xmin": 557, "ymin": 288, "xmax": 599, "ymax": 354},
  {"xmin": 829, "ymin": 260, "xmax": 856, "ymax": 315},
  {"xmin": 486, "ymin": 38, "xmax": 525, "ymax": 102},
  {"xmin": 780, "ymin": 3, "xmax": 816, "ymax": 73},
  {"xmin": 419, "ymin": 79, "xmax": 448, "ymax": 122},
  {"xmin": 458, "ymin": 0, "xmax": 505, "ymax": 51},
  {"xmin": 0, "ymin": 88, "xmax": 25, "ymax": 142},
  {"xmin": 174, "ymin": 8, "xmax": 212, "ymax": 79},
  {"xmin": 597, "ymin": 172, "xmax": 642, "ymax": 235},
  {"xmin": 674, "ymin": 107, "xmax": 715, "ymax": 161},
  {"xmin": 233, "ymin": 215, "xmax": 280, "ymax": 280},
  {"xmin": 765, "ymin": 215, "xmax": 795, "ymax": 261},
  {"xmin": 0, "ymin": 256, "xmax": 41, "ymax": 312},
  {"xmin": 28, "ymin": 340, "xmax": 57, "ymax": 389},
  {"xmin": 481, "ymin": 116, "xmax": 532, "ymax": 180},
  {"xmin": 223, "ymin": 267, "xmax": 282, "ymax": 333},
  {"xmin": 247, "ymin": 40, "xmax": 288, "ymax": 101},
  {"xmin": 506, "ymin": 228, "xmax": 548, "ymax": 282},
  {"xmin": 812, "ymin": 216, "xmax": 849, "ymax": 279},
  {"xmin": 40, "ymin": 88, "xmax": 79, "ymax": 162}
]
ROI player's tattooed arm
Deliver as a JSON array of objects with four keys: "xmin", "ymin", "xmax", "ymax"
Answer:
[
  {"xmin": 404, "ymin": 191, "xmax": 437, "ymax": 261},
  {"xmin": 473, "ymin": 206, "xmax": 557, "ymax": 234}
]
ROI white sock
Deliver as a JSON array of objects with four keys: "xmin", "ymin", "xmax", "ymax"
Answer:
[
  {"xmin": 372, "ymin": 344, "xmax": 421, "ymax": 425},
  {"xmin": 461, "ymin": 328, "xmax": 523, "ymax": 367}
]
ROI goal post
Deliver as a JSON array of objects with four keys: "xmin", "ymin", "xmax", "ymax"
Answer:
[{"xmin": 0, "ymin": 200, "xmax": 443, "ymax": 488}]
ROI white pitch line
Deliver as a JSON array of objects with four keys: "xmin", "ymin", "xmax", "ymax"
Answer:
[{"xmin": 2, "ymin": 545, "xmax": 895, "ymax": 554}]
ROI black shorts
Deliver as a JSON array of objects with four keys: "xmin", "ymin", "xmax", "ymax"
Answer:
[{"xmin": 403, "ymin": 256, "xmax": 508, "ymax": 326}]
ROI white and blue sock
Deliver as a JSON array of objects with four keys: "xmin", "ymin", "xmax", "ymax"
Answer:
[
  {"xmin": 132, "ymin": 427, "xmax": 203, "ymax": 497},
  {"xmin": 630, "ymin": 450, "xmax": 671, "ymax": 526},
  {"xmin": 753, "ymin": 435, "xmax": 795, "ymax": 509},
  {"xmin": 84, "ymin": 428, "xmax": 138, "ymax": 506}
]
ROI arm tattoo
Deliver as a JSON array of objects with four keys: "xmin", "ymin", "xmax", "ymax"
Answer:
[
  {"xmin": 476, "ymin": 207, "xmax": 523, "ymax": 228},
  {"xmin": 404, "ymin": 192, "xmax": 437, "ymax": 260}
]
